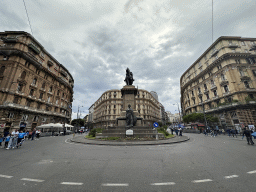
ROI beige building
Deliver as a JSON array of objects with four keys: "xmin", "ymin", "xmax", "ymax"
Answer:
[
  {"xmin": 181, "ymin": 36, "xmax": 256, "ymax": 129},
  {"xmin": 92, "ymin": 89, "xmax": 161, "ymax": 128},
  {"xmin": 0, "ymin": 31, "xmax": 74, "ymax": 133}
]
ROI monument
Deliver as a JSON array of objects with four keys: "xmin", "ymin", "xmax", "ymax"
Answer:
[{"xmin": 96, "ymin": 68, "xmax": 160, "ymax": 139}]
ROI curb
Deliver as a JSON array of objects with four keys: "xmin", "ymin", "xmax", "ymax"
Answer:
[{"xmin": 70, "ymin": 136, "xmax": 190, "ymax": 146}]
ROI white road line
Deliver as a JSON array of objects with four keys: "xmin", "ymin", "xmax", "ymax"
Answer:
[
  {"xmin": 192, "ymin": 179, "xmax": 213, "ymax": 183},
  {"xmin": 224, "ymin": 175, "xmax": 239, "ymax": 179},
  {"xmin": 61, "ymin": 182, "xmax": 83, "ymax": 185},
  {"xmin": 151, "ymin": 182, "xmax": 176, "ymax": 185},
  {"xmin": 0, "ymin": 174, "xmax": 13, "ymax": 178},
  {"xmin": 247, "ymin": 170, "xmax": 256, "ymax": 174},
  {"xmin": 21, "ymin": 178, "xmax": 44, "ymax": 182},
  {"xmin": 102, "ymin": 183, "xmax": 129, "ymax": 186}
]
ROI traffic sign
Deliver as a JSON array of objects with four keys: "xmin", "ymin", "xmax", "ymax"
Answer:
[{"xmin": 153, "ymin": 122, "xmax": 159, "ymax": 128}]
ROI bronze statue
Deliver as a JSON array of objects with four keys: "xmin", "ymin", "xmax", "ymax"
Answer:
[
  {"xmin": 124, "ymin": 68, "xmax": 135, "ymax": 85},
  {"xmin": 126, "ymin": 104, "xmax": 137, "ymax": 128}
]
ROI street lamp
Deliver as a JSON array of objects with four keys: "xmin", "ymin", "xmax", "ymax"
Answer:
[
  {"xmin": 173, "ymin": 103, "xmax": 182, "ymax": 123},
  {"xmin": 76, "ymin": 105, "xmax": 83, "ymax": 132}
]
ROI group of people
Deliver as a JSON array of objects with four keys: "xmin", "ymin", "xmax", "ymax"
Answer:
[
  {"xmin": 202, "ymin": 125, "xmax": 255, "ymax": 145},
  {"xmin": 170, "ymin": 127, "xmax": 183, "ymax": 136},
  {"xmin": 0, "ymin": 128, "xmax": 41, "ymax": 149}
]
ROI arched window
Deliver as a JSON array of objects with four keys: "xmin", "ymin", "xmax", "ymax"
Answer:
[
  {"xmin": 0, "ymin": 66, "xmax": 5, "ymax": 76},
  {"xmin": 21, "ymin": 71, "xmax": 26, "ymax": 79}
]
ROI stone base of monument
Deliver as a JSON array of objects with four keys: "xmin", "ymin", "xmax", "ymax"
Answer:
[{"xmin": 95, "ymin": 126, "xmax": 164, "ymax": 139}]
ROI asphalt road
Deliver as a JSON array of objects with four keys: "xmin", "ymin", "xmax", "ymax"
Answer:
[{"xmin": 1, "ymin": 133, "xmax": 256, "ymax": 192}]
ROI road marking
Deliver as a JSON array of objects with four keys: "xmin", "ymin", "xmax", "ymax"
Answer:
[
  {"xmin": 102, "ymin": 183, "xmax": 129, "ymax": 186},
  {"xmin": 0, "ymin": 174, "xmax": 13, "ymax": 178},
  {"xmin": 192, "ymin": 179, "xmax": 213, "ymax": 183},
  {"xmin": 21, "ymin": 178, "xmax": 44, "ymax": 182},
  {"xmin": 151, "ymin": 182, "xmax": 175, "ymax": 185},
  {"xmin": 247, "ymin": 170, "xmax": 256, "ymax": 174},
  {"xmin": 224, "ymin": 175, "xmax": 239, "ymax": 179},
  {"xmin": 61, "ymin": 182, "xmax": 83, "ymax": 185}
]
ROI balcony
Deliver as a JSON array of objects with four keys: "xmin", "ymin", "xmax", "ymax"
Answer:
[
  {"xmin": 211, "ymin": 49, "xmax": 219, "ymax": 57},
  {"xmin": 210, "ymin": 84, "xmax": 217, "ymax": 90},
  {"xmin": 240, "ymin": 75, "xmax": 251, "ymax": 81},
  {"xmin": 198, "ymin": 92, "xmax": 203, "ymax": 96},
  {"xmin": 220, "ymin": 80, "xmax": 229, "ymax": 86},
  {"xmin": 2, "ymin": 36, "xmax": 18, "ymax": 43},
  {"xmin": 249, "ymin": 45, "xmax": 256, "ymax": 51},
  {"xmin": 30, "ymin": 83, "xmax": 37, "ymax": 88},
  {"xmin": 47, "ymin": 60, "xmax": 54, "ymax": 66},
  {"xmin": 28, "ymin": 43, "xmax": 40, "ymax": 54},
  {"xmin": 40, "ymin": 88, "xmax": 46, "ymax": 92},
  {"xmin": 204, "ymin": 89, "xmax": 209, "ymax": 93},
  {"xmin": 228, "ymin": 43, "xmax": 239, "ymax": 48},
  {"xmin": 60, "ymin": 70, "xmax": 67, "ymax": 77}
]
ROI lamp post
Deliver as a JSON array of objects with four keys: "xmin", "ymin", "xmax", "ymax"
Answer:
[
  {"xmin": 173, "ymin": 103, "xmax": 182, "ymax": 123},
  {"xmin": 76, "ymin": 105, "xmax": 83, "ymax": 132}
]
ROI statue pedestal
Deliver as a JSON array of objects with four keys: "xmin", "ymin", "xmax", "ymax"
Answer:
[{"xmin": 121, "ymin": 85, "xmax": 138, "ymax": 111}]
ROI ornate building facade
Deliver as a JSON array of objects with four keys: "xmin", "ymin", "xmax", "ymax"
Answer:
[
  {"xmin": 92, "ymin": 89, "xmax": 161, "ymax": 128},
  {"xmin": 0, "ymin": 31, "xmax": 74, "ymax": 133},
  {"xmin": 180, "ymin": 36, "xmax": 256, "ymax": 129}
]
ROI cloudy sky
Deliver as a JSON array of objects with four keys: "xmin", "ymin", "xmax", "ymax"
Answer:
[{"xmin": 1, "ymin": 0, "xmax": 256, "ymax": 119}]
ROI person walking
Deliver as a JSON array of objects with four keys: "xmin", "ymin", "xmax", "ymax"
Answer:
[
  {"xmin": 243, "ymin": 127, "xmax": 254, "ymax": 145},
  {"xmin": 5, "ymin": 134, "xmax": 11, "ymax": 149},
  {"xmin": 17, "ymin": 131, "xmax": 26, "ymax": 148},
  {"xmin": 179, "ymin": 128, "xmax": 183, "ymax": 136},
  {"xmin": 175, "ymin": 128, "xmax": 178, "ymax": 136},
  {"xmin": 171, "ymin": 128, "xmax": 174, "ymax": 135},
  {"xmin": 36, "ymin": 129, "xmax": 40, "ymax": 140},
  {"xmin": 0, "ymin": 134, "xmax": 3, "ymax": 148},
  {"xmin": 31, "ymin": 128, "xmax": 36, "ymax": 141}
]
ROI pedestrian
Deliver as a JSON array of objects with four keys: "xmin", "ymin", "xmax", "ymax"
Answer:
[
  {"xmin": 243, "ymin": 127, "xmax": 254, "ymax": 145},
  {"xmin": 17, "ymin": 130, "xmax": 26, "ymax": 148},
  {"xmin": 175, "ymin": 128, "xmax": 178, "ymax": 136},
  {"xmin": 31, "ymin": 128, "xmax": 36, "ymax": 140},
  {"xmin": 0, "ymin": 134, "xmax": 3, "ymax": 148},
  {"xmin": 28, "ymin": 130, "xmax": 32, "ymax": 140},
  {"xmin": 221, "ymin": 128, "xmax": 225, "ymax": 135},
  {"xmin": 5, "ymin": 134, "xmax": 11, "ymax": 149},
  {"xmin": 36, "ymin": 129, "xmax": 40, "ymax": 140},
  {"xmin": 171, "ymin": 128, "xmax": 174, "ymax": 135},
  {"xmin": 179, "ymin": 128, "xmax": 183, "ymax": 136}
]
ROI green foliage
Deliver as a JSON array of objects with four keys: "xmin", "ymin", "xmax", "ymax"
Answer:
[
  {"xmin": 162, "ymin": 125, "xmax": 168, "ymax": 130},
  {"xmin": 183, "ymin": 113, "xmax": 218, "ymax": 124},
  {"xmin": 71, "ymin": 119, "xmax": 85, "ymax": 127},
  {"xmin": 158, "ymin": 122, "xmax": 163, "ymax": 127},
  {"xmin": 245, "ymin": 96, "xmax": 256, "ymax": 103},
  {"xmin": 88, "ymin": 128, "xmax": 97, "ymax": 137},
  {"xmin": 157, "ymin": 127, "xmax": 169, "ymax": 137},
  {"xmin": 96, "ymin": 128, "xmax": 103, "ymax": 133}
]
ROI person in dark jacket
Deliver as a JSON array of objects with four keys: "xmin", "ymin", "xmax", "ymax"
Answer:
[{"xmin": 243, "ymin": 127, "xmax": 254, "ymax": 145}]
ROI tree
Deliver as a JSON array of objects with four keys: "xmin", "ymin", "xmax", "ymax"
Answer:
[
  {"xmin": 183, "ymin": 113, "xmax": 218, "ymax": 124},
  {"xmin": 71, "ymin": 119, "xmax": 85, "ymax": 127}
]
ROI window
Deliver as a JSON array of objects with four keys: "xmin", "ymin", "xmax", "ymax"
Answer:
[
  {"xmin": 44, "ymin": 74, "xmax": 48, "ymax": 80},
  {"xmin": 39, "ymin": 92, "xmax": 43, "ymax": 99},
  {"xmin": 244, "ymin": 81, "xmax": 250, "ymax": 88},
  {"xmin": 202, "ymin": 76, "xmax": 205, "ymax": 80},
  {"xmin": 229, "ymin": 40, "xmax": 232, "ymax": 45},
  {"xmin": 204, "ymin": 84, "xmax": 207, "ymax": 90},
  {"xmin": 13, "ymin": 96, "xmax": 19, "ymax": 104},
  {"xmin": 192, "ymin": 91, "xmax": 194, "ymax": 96},
  {"xmin": 29, "ymin": 89, "xmax": 34, "ymax": 96},
  {"xmin": 241, "ymin": 41, "xmax": 246, "ymax": 46},
  {"xmin": 57, "ymin": 90, "xmax": 60, "ymax": 96},
  {"xmin": 193, "ymin": 98, "xmax": 195, "ymax": 104},
  {"xmin": 32, "ymin": 78, "xmax": 37, "ymax": 85},
  {"xmin": 199, "ymin": 96, "xmax": 203, "ymax": 103},
  {"xmin": 252, "ymin": 70, "xmax": 256, "ymax": 77},
  {"xmin": 17, "ymin": 83, "xmax": 23, "ymax": 92},
  {"xmin": 217, "ymin": 65, "xmax": 222, "ymax": 70},
  {"xmin": 223, "ymin": 85, "xmax": 229, "ymax": 93},
  {"xmin": 42, "ymin": 82, "xmax": 45, "ymax": 89},
  {"xmin": 47, "ymin": 96, "xmax": 51, "ymax": 103},
  {"xmin": 208, "ymin": 72, "xmax": 212, "ymax": 76},
  {"xmin": 26, "ymin": 100, "xmax": 32, "ymax": 107},
  {"xmin": 206, "ymin": 93, "xmax": 210, "ymax": 100},
  {"xmin": 213, "ymin": 90, "xmax": 218, "ymax": 97},
  {"xmin": 36, "ymin": 69, "xmax": 40, "ymax": 75},
  {"xmin": 0, "ymin": 66, "xmax": 5, "ymax": 75},
  {"xmin": 249, "ymin": 94, "xmax": 254, "ymax": 99},
  {"xmin": 46, "ymin": 105, "xmax": 49, "ymax": 111},
  {"xmin": 49, "ymin": 86, "xmax": 52, "ymax": 93},
  {"xmin": 198, "ymin": 87, "xmax": 201, "ymax": 93},
  {"xmin": 239, "ymin": 69, "xmax": 245, "ymax": 76},
  {"xmin": 221, "ymin": 74, "xmax": 226, "ymax": 81},
  {"xmin": 56, "ymin": 99, "xmax": 59, "ymax": 104},
  {"xmin": 245, "ymin": 49, "xmax": 248, "ymax": 53},
  {"xmin": 37, "ymin": 103, "xmax": 41, "ymax": 109},
  {"xmin": 21, "ymin": 71, "xmax": 26, "ymax": 79},
  {"xmin": 33, "ymin": 116, "xmax": 39, "ymax": 122},
  {"xmin": 235, "ymin": 59, "xmax": 240, "ymax": 64}
]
